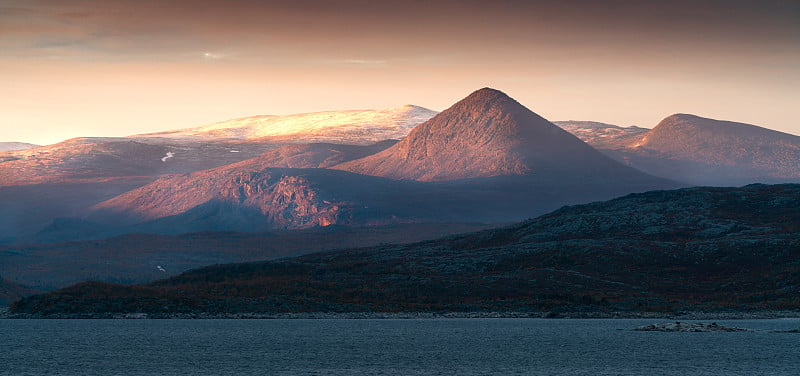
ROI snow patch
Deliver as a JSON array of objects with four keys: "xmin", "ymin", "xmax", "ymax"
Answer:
[
  {"xmin": 161, "ymin": 152, "xmax": 174, "ymax": 162},
  {"xmin": 134, "ymin": 105, "xmax": 438, "ymax": 143}
]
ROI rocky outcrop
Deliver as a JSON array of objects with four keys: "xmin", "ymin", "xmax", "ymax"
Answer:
[
  {"xmin": 634, "ymin": 322, "xmax": 750, "ymax": 332},
  {"xmin": 773, "ymin": 329, "xmax": 800, "ymax": 333},
  {"xmin": 91, "ymin": 168, "xmax": 361, "ymax": 229}
]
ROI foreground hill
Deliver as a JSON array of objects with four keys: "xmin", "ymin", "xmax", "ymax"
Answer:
[
  {"xmin": 13, "ymin": 184, "xmax": 800, "ymax": 316},
  {"xmin": 335, "ymin": 88, "xmax": 652, "ymax": 182},
  {"xmin": 134, "ymin": 105, "xmax": 437, "ymax": 144},
  {"xmin": 565, "ymin": 115, "xmax": 800, "ymax": 186}
]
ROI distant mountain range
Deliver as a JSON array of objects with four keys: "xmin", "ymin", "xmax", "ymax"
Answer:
[
  {"xmin": 8, "ymin": 87, "xmax": 797, "ymax": 243},
  {"xmin": 0, "ymin": 142, "xmax": 39, "ymax": 152},
  {"xmin": 557, "ymin": 115, "xmax": 800, "ymax": 186},
  {"xmin": 0, "ymin": 106, "xmax": 434, "ymax": 242},
  {"xmin": 553, "ymin": 121, "xmax": 648, "ymax": 149},
  {"xmin": 133, "ymin": 105, "xmax": 437, "ymax": 144},
  {"xmin": 73, "ymin": 88, "xmax": 675, "ymax": 239},
  {"xmin": 12, "ymin": 183, "xmax": 799, "ymax": 316}
]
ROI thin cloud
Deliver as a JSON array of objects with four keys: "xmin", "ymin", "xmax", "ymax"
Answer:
[{"xmin": 338, "ymin": 59, "xmax": 387, "ymax": 66}]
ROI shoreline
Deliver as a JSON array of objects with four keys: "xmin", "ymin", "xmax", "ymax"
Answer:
[{"xmin": 3, "ymin": 307, "xmax": 800, "ymax": 320}]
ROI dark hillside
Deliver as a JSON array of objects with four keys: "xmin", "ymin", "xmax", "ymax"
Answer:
[{"xmin": 12, "ymin": 184, "xmax": 800, "ymax": 316}]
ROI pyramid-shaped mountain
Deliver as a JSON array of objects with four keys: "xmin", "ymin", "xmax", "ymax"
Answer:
[{"xmin": 334, "ymin": 88, "xmax": 644, "ymax": 181}]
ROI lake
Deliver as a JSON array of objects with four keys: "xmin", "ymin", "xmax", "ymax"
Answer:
[{"xmin": 2, "ymin": 318, "xmax": 799, "ymax": 375}]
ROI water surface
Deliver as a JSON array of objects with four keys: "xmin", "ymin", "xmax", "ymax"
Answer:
[{"xmin": 2, "ymin": 318, "xmax": 799, "ymax": 375}]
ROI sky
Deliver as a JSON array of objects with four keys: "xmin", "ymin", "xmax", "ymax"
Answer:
[{"xmin": 1, "ymin": 0, "xmax": 799, "ymax": 145}]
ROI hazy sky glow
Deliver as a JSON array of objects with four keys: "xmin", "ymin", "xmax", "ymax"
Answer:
[{"xmin": 2, "ymin": 0, "xmax": 799, "ymax": 145}]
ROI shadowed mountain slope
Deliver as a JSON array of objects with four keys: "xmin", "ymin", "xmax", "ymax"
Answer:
[
  {"xmin": 0, "ymin": 137, "xmax": 276, "ymax": 242},
  {"xmin": 217, "ymin": 140, "xmax": 397, "ymax": 170},
  {"xmin": 0, "ymin": 276, "xmax": 38, "ymax": 307},
  {"xmin": 335, "ymin": 88, "xmax": 655, "ymax": 182},
  {"xmin": 12, "ymin": 184, "xmax": 800, "ymax": 315},
  {"xmin": 87, "ymin": 168, "xmax": 631, "ymax": 235},
  {"xmin": 1, "ymin": 223, "xmax": 493, "ymax": 292}
]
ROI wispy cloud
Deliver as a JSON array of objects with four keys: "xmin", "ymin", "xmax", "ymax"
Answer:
[{"xmin": 323, "ymin": 59, "xmax": 388, "ymax": 68}]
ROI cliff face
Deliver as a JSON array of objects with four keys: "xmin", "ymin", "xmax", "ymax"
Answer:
[
  {"xmin": 219, "ymin": 172, "xmax": 347, "ymax": 228},
  {"xmin": 335, "ymin": 88, "xmax": 644, "ymax": 181},
  {"xmin": 92, "ymin": 169, "xmax": 363, "ymax": 230}
]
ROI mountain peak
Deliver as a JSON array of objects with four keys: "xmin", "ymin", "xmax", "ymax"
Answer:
[
  {"xmin": 649, "ymin": 113, "xmax": 797, "ymax": 139},
  {"xmin": 462, "ymin": 87, "xmax": 512, "ymax": 102},
  {"xmin": 445, "ymin": 87, "xmax": 527, "ymax": 116},
  {"xmin": 335, "ymin": 88, "xmax": 648, "ymax": 181}
]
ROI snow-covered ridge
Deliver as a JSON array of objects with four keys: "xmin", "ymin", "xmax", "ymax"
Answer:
[
  {"xmin": 0, "ymin": 142, "xmax": 39, "ymax": 152},
  {"xmin": 554, "ymin": 120, "xmax": 649, "ymax": 149},
  {"xmin": 133, "ymin": 105, "xmax": 438, "ymax": 144}
]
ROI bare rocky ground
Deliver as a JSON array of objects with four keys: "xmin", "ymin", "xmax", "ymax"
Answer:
[{"xmin": 634, "ymin": 322, "xmax": 750, "ymax": 332}]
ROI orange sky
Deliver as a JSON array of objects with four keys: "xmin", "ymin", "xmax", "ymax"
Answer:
[{"xmin": 2, "ymin": 0, "xmax": 799, "ymax": 145}]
